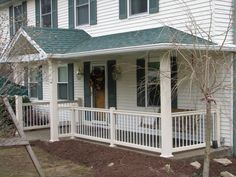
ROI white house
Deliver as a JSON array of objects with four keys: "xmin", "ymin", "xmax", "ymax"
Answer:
[{"xmin": 0, "ymin": 0, "xmax": 236, "ymax": 158}]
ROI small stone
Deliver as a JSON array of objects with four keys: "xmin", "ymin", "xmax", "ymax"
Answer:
[
  {"xmin": 190, "ymin": 161, "xmax": 201, "ymax": 169},
  {"xmin": 213, "ymin": 158, "xmax": 232, "ymax": 166},
  {"xmin": 108, "ymin": 162, "xmax": 114, "ymax": 167},
  {"xmin": 163, "ymin": 164, "xmax": 173, "ymax": 173},
  {"xmin": 220, "ymin": 171, "xmax": 236, "ymax": 177}
]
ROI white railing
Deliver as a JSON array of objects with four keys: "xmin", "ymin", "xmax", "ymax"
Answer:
[
  {"xmin": 58, "ymin": 107, "xmax": 162, "ymax": 153},
  {"xmin": 20, "ymin": 100, "xmax": 78, "ymax": 131},
  {"xmin": 16, "ymin": 94, "xmax": 220, "ymax": 155},
  {"xmin": 172, "ymin": 109, "xmax": 219, "ymax": 152},
  {"xmin": 114, "ymin": 110, "xmax": 161, "ymax": 152},
  {"xmin": 22, "ymin": 102, "xmax": 50, "ymax": 130}
]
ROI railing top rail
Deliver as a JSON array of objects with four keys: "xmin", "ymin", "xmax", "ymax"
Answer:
[
  {"xmin": 171, "ymin": 109, "xmax": 217, "ymax": 117},
  {"xmin": 58, "ymin": 100, "xmax": 78, "ymax": 104},
  {"xmin": 71, "ymin": 107, "xmax": 110, "ymax": 113},
  {"xmin": 114, "ymin": 110, "xmax": 161, "ymax": 117},
  {"xmin": 23, "ymin": 101, "xmax": 50, "ymax": 106},
  {"xmin": 23, "ymin": 100, "xmax": 78, "ymax": 106}
]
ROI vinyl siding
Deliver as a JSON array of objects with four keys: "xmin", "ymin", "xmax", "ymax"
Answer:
[
  {"xmin": 57, "ymin": 0, "xmax": 68, "ymax": 28},
  {"xmin": 72, "ymin": 0, "xmax": 217, "ymax": 41},
  {"xmin": 27, "ymin": 0, "xmax": 36, "ymax": 26},
  {"xmin": 42, "ymin": 64, "xmax": 50, "ymax": 101},
  {"xmin": 177, "ymin": 54, "xmax": 233, "ymax": 146},
  {"xmin": 214, "ymin": 0, "xmax": 233, "ymax": 44},
  {"xmin": 0, "ymin": 7, "xmax": 9, "ymax": 43}
]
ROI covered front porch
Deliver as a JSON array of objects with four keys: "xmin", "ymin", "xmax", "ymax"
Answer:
[{"xmin": 5, "ymin": 26, "xmax": 229, "ymax": 158}]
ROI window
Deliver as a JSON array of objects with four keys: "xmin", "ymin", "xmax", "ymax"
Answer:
[
  {"xmin": 9, "ymin": 2, "xmax": 27, "ymax": 36},
  {"xmin": 147, "ymin": 62, "xmax": 160, "ymax": 106},
  {"xmin": 14, "ymin": 5, "xmax": 23, "ymax": 32},
  {"xmin": 29, "ymin": 70, "xmax": 38, "ymax": 98},
  {"xmin": 76, "ymin": 0, "xmax": 89, "ymax": 26},
  {"xmin": 41, "ymin": 0, "xmax": 52, "ymax": 27},
  {"xmin": 119, "ymin": 0, "xmax": 159, "ymax": 20},
  {"xmin": 130, "ymin": 0, "xmax": 148, "ymax": 15},
  {"xmin": 58, "ymin": 65, "xmax": 68, "ymax": 99}
]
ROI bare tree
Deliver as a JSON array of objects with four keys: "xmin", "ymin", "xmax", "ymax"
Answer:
[{"xmin": 169, "ymin": 1, "xmax": 233, "ymax": 176}]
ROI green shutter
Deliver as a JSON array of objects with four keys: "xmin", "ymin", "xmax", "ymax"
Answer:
[
  {"xmin": 136, "ymin": 59, "xmax": 145, "ymax": 107},
  {"xmin": 37, "ymin": 66, "xmax": 43, "ymax": 100},
  {"xmin": 84, "ymin": 62, "xmax": 91, "ymax": 107},
  {"xmin": 107, "ymin": 60, "xmax": 117, "ymax": 108},
  {"xmin": 22, "ymin": 1, "xmax": 27, "ymax": 26},
  {"xmin": 149, "ymin": 0, "xmax": 159, "ymax": 14},
  {"xmin": 52, "ymin": 0, "xmax": 58, "ymax": 28},
  {"xmin": 90, "ymin": 0, "xmax": 97, "ymax": 25},
  {"xmin": 171, "ymin": 56, "xmax": 177, "ymax": 109},
  {"xmin": 35, "ymin": 0, "xmax": 40, "ymax": 27},
  {"xmin": 9, "ymin": 6, "xmax": 13, "ymax": 37},
  {"xmin": 119, "ymin": 0, "xmax": 127, "ymax": 19},
  {"xmin": 68, "ymin": 0, "xmax": 74, "ymax": 29},
  {"xmin": 68, "ymin": 63, "xmax": 74, "ymax": 100}
]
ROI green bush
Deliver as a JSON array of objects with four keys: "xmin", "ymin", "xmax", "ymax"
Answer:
[{"xmin": 0, "ymin": 96, "xmax": 30, "ymax": 138}]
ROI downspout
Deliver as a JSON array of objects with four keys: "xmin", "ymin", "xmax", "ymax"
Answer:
[{"xmin": 233, "ymin": 0, "xmax": 236, "ymax": 156}]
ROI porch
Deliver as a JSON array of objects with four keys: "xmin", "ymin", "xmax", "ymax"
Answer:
[{"xmin": 15, "ymin": 96, "xmax": 221, "ymax": 158}]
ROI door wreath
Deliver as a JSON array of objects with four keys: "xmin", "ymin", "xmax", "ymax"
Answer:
[{"xmin": 89, "ymin": 67, "xmax": 105, "ymax": 91}]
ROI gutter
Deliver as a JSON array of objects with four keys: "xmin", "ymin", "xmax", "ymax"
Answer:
[{"xmin": 48, "ymin": 43, "xmax": 236, "ymax": 59}]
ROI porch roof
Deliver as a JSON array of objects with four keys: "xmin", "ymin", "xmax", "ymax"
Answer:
[
  {"xmin": 22, "ymin": 26, "xmax": 212, "ymax": 55},
  {"xmin": 3, "ymin": 26, "xmax": 236, "ymax": 61}
]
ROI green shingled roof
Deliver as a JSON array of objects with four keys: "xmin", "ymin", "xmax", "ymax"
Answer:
[
  {"xmin": 22, "ymin": 26, "xmax": 212, "ymax": 55},
  {"xmin": 23, "ymin": 27, "xmax": 91, "ymax": 54}
]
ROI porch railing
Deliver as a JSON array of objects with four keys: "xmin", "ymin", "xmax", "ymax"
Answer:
[
  {"xmin": 172, "ymin": 109, "xmax": 219, "ymax": 152},
  {"xmin": 58, "ymin": 107, "xmax": 162, "ymax": 153},
  {"xmin": 57, "ymin": 106, "xmax": 220, "ymax": 154},
  {"xmin": 17, "ymin": 99, "xmax": 78, "ymax": 130},
  {"xmin": 22, "ymin": 102, "xmax": 50, "ymax": 130},
  {"xmin": 16, "ymin": 95, "xmax": 220, "ymax": 155}
]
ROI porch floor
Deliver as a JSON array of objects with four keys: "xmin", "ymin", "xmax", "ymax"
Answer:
[{"xmin": 25, "ymin": 129, "xmax": 231, "ymax": 160}]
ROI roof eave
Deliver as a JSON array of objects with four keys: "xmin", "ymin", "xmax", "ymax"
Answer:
[{"xmin": 48, "ymin": 43, "xmax": 236, "ymax": 59}]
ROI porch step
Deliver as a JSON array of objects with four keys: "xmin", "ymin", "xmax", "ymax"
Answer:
[{"xmin": 172, "ymin": 146, "xmax": 232, "ymax": 160}]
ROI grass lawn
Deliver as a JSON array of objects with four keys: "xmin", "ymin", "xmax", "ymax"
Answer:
[{"xmin": 0, "ymin": 146, "xmax": 94, "ymax": 177}]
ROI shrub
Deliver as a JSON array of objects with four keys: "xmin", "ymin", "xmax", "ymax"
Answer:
[{"xmin": 0, "ymin": 96, "xmax": 30, "ymax": 138}]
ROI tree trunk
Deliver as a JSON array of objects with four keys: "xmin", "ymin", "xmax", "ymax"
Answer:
[{"xmin": 203, "ymin": 101, "xmax": 212, "ymax": 177}]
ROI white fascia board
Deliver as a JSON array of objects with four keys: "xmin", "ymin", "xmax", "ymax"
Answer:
[{"xmin": 48, "ymin": 43, "xmax": 236, "ymax": 59}]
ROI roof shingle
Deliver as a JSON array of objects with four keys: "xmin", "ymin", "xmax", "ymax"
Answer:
[{"xmin": 22, "ymin": 26, "xmax": 212, "ymax": 55}]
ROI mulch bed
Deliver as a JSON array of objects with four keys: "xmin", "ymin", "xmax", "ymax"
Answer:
[{"xmin": 34, "ymin": 139, "xmax": 236, "ymax": 177}]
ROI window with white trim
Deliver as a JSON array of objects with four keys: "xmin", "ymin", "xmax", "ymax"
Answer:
[
  {"xmin": 58, "ymin": 65, "xmax": 68, "ymax": 99},
  {"xmin": 76, "ymin": 0, "xmax": 89, "ymax": 26},
  {"xmin": 129, "ymin": 0, "xmax": 148, "ymax": 15},
  {"xmin": 146, "ymin": 62, "xmax": 160, "ymax": 106},
  {"xmin": 29, "ymin": 70, "xmax": 38, "ymax": 98},
  {"xmin": 41, "ymin": 0, "xmax": 52, "ymax": 27}
]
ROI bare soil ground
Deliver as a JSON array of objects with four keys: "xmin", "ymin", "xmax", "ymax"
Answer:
[
  {"xmin": 0, "ymin": 146, "xmax": 93, "ymax": 177},
  {"xmin": 35, "ymin": 139, "xmax": 197, "ymax": 177},
  {"xmin": 1, "ymin": 139, "xmax": 236, "ymax": 177}
]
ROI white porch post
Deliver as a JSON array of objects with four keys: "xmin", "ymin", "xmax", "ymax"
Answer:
[
  {"xmin": 160, "ymin": 55, "xmax": 173, "ymax": 158},
  {"xmin": 48, "ymin": 59, "xmax": 59, "ymax": 142},
  {"xmin": 15, "ymin": 95, "xmax": 23, "ymax": 129}
]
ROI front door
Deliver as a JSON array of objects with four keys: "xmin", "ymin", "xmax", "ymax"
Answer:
[{"xmin": 91, "ymin": 65, "xmax": 106, "ymax": 109}]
